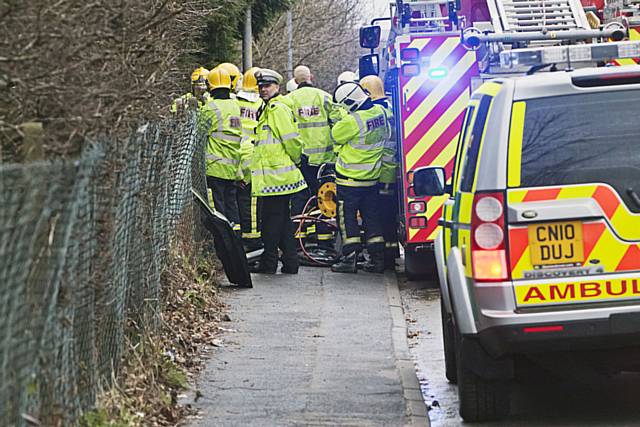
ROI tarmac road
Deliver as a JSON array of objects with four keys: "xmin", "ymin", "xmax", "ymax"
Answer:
[{"xmin": 400, "ymin": 277, "xmax": 640, "ymax": 427}]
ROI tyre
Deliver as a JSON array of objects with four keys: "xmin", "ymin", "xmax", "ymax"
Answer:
[
  {"xmin": 455, "ymin": 332, "xmax": 510, "ymax": 422},
  {"xmin": 440, "ymin": 299, "xmax": 457, "ymax": 383},
  {"xmin": 404, "ymin": 247, "xmax": 437, "ymax": 282}
]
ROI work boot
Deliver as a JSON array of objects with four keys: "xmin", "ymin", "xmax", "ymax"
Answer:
[
  {"xmin": 249, "ymin": 262, "xmax": 276, "ymax": 275},
  {"xmin": 384, "ymin": 252, "xmax": 397, "ymax": 271},
  {"xmin": 281, "ymin": 265, "xmax": 299, "ymax": 274},
  {"xmin": 331, "ymin": 252, "xmax": 358, "ymax": 273},
  {"xmin": 384, "ymin": 259, "xmax": 397, "ymax": 271},
  {"xmin": 364, "ymin": 253, "xmax": 385, "ymax": 274}
]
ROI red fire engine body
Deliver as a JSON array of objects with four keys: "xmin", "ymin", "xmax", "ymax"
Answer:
[{"xmin": 366, "ymin": 0, "xmax": 639, "ymax": 278}]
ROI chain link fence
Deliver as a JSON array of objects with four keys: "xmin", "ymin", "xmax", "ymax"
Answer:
[{"xmin": 0, "ymin": 114, "xmax": 208, "ymax": 426}]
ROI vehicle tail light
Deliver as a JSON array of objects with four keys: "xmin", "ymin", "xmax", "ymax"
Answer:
[
  {"xmin": 401, "ymin": 48, "xmax": 420, "ymax": 61},
  {"xmin": 409, "ymin": 201, "xmax": 426, "ymax": 214},
  {"xmin": 471, "ymin": 192, "xmax": 509, "ymax": 282},
  {"xmin": 409, "ymin": 216, "xmax": 427, "ymax": 228},
  {"xmin": 402, "ymin": 63, "xmax": 420, "ymax": 77}
]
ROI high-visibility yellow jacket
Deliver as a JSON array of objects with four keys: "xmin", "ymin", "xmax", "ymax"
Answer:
[
  {"xmin": 171, "ymin": 92, "xmax": 208, "ymax": 113},
  {"xmin": 374, "ymin": 99, "xmax": 398, "ymax": 185},
  {"xmin": 251, "ymin": 95, "xmax": 307, "ymax": 197},
  {"xmin": 236, "ymin": 91, "xmax": 263, "ymax": 138},
  {"xmin": 200, "ymin": 97, "xmax": 243, "ymax": 180},
  {"xmin": 236, "ymin": 92, "xmax": 263, "ymax": 183},
  {"xmin": 283, "ymin": 84, "xmax": 343, "ymax": 166},
  {"xmin": 331, "ymin": 103, "xmax": 390, "ymax": 185},
  {"xmin": 239, "ymin": 139, "xmax": 254, "ymax": 184}
]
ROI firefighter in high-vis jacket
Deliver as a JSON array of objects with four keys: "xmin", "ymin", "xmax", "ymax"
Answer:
[
  {"xmin": 360, "ymin": 75, "xmax": 399, "ymax": 270},
  {"xmin": 171, "ymin": 66, "xmax": 210, "ymax": 113},
  {"xmin": 235, "ymin": 67, "xmax": 264, "ymax": 252},
  {"xmin": 330, "ymin": 81, "xmax": 390, "ymax": 274},
  {"xmin": 200, "ymin": 67, "xmax": 243, "ymax": 230},
  {"xmin": 250, "ymin": 69, "xmax": 307, "ymax": 275},
  {"xmin": 286, "ymin": 65, "xmax": 342, "ymax": 247}
]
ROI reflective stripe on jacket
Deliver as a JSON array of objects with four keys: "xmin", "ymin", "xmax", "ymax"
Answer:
[
  {"xmin": 200, "ymin": 98, "xmax": 243, "ymax": 180},
  {"xmin": 239, "ymin": 138, "xmax": 254, "ymax": 183},
  {"xmin": 251, "ymin": 95, "xmax": 307, "ymax": 196},
  {"xmin": 283, "ymin": 86, "xmax": 342, "ymax": 166},
  {"xmin": 331, "ymin": 104, "xmax": 390, "ymax": 182},
  {"xmin": 236, "ymin": 92, "xmax": 263, "ymax": 139},
  {"xmin": 236, "ymin": 93, "xmax": 263, "ymax": 183},
  {"xmin": 375, "ymin": 99, "xmax": 397, "ymax": 185}
]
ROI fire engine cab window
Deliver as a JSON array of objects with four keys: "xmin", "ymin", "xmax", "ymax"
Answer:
[
  {"xmin": 520, "ymin": 90, "xmax": 640, "ymax": 212},
  {"xmin": 460, "ymin": 96, "xmax": 492, "ymax": 193}
]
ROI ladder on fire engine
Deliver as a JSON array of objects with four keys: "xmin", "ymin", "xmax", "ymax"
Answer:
[{"xmin": 486, "ymin": 0, "xmax": 591, "ymax": 36}]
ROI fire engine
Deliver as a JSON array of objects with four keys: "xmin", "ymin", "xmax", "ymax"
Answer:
[{"xmin": 360, "ymin": 0, "xmax": 640, "ymax": 279}]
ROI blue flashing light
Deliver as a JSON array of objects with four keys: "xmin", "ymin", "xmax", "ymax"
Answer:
[{"xmin": 428, "ymin": 66, "xmax": 448, "ymax": 79}]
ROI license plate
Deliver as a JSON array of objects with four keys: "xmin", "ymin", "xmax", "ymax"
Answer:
[{"xmin": 528, "ymin": 221, "xmax": 584, "ymax": 266}]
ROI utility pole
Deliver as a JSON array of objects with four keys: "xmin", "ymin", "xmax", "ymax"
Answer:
[
  {"xmin": 287, "ymin": 10, "xmax": 293, "ymax": 80},
  {"xmin": 242, "ymin": 6, "xmax": 253, "ymax": 71}
]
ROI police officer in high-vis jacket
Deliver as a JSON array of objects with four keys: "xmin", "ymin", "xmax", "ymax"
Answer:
[
  {"xmin": 250, "ymin": 69, "xmax": 307, "ymax": 274},
  {"xmin": 330, "ymin": 81, "xmax": 390, "ymax": 274},
  {"xmin": 235, "ymin": 67, "xmax": 265, "ymax": 252},
  {"xmin": 360, "ymin": 75, "xmax": 399, "ymax": 270},
  {"xmin": 285, "ymin": 65, "xmax": 342, "ymax": 247},
  {"xmin": 200, "ymin": 67, "xmax": 243, "ymax": 229}
]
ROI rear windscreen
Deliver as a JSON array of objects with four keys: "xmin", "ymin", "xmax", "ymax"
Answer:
[{"xmin": 519, "ymin": 90, "xmax": 640, "ymax": 212}]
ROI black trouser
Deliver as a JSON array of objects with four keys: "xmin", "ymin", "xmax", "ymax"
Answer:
[
  {"xmin": 291, "ymin": 156, "xmax": 333, "ymax": 245},
  {"xmin": 259, "ymin": 193, "xmax": 299, "ymax": 272},
  {"xmin": 207, "ymin": 176, "xmax": 240, "ymax": 229},
  {"xmin": 336, "ymin": 183, "xmax": 384, "ymax": 257},
  {"xmin": 378, "ymin": 183, "xmax": 400, "ymax": 264},
  {"xmin": 236, "ymin": 183, "xmax": 262, "ymax": 246}
]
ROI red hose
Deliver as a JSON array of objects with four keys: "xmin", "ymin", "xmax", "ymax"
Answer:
[{"xmin": 293, "ymin": 195, "xmax": 338, "ymax": 266}]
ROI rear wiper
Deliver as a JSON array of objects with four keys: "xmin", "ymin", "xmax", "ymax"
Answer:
[{"xmin": 626, "ymin": 187, "xmax": 640, "ymax": 209}]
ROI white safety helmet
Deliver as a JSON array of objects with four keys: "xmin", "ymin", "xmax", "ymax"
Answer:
[
  {"xmin": 286, "ymin": 78, "xmax": 298, "ymax": 93},
  {"xmin": 333, "ymin": 82, "xmax": 369, "ymax": 113},
  {"xmin": 337, "ymin": 71, "xmax": 358, "ymax": 85}
]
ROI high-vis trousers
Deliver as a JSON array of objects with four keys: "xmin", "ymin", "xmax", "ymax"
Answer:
[
  {"xmin": 336, "ymin": 184, "xmax": 384, "ymax": 257},
  {"xmin": 379, "ymin": 183, "xmax": 400, "ymax": 266},
  {"xmin": 259, "ymin": 193, "xmax": 299, "ymax": 273},
  {"xmin": 291, "ymin": 156, "xmax": 334, "ymax": 246},
  {"xmin": 237, "ymin": 183, "xmax": 262, "ymax": 248},
  {"xmin": 207, "ymin": 176, "xmax": 240, "ymax": 231}
]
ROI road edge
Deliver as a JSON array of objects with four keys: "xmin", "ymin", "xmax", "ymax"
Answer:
[{"xmin": 385, "ymin": 271, "xmax": 430, "ymax": 427}]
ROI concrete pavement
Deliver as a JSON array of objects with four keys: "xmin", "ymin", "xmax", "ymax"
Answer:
[{"xmin": 187, "ymin": 267, "xmax": 429, "ymax": 427}]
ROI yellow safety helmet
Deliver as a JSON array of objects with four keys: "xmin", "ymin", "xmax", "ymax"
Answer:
[
  {"xmin": 242, "ymin": 67, "xmax": 260, "ymax": 92},
  {"xmin": 191, "ymin": 67, "xmax": 209, "ymax": 84},
  {"xmin": 207, "ymin": 67, "xmax": 232, "ymax": 90},
  {"xmin": 218, "ymin": 63, "xmax": 241, "ymax": 90},
  {"xmin": 359, "ymin": 75, "xmax": 386, "ymax": 101}
]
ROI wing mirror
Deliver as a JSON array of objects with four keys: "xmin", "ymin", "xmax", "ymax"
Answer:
[
  {"xmin": 413, "ymin": 167, "xmax": 447, "ymax": 197},
  {"xmin": 359, "ymin": 54, "xmax": 380, "ymax": 77},
  {"xmin": 359, "ymin": 25, "xmax": 381, "ymax": 49}
]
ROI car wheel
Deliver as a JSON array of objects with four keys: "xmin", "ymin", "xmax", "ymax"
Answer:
[
  {"xmin": 441, "ymin": 299, "xmax": 457, "ymax": 383},
  {"xmin": 455, "ymin": 331, "xmax": 510, "ymax": 422}
]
